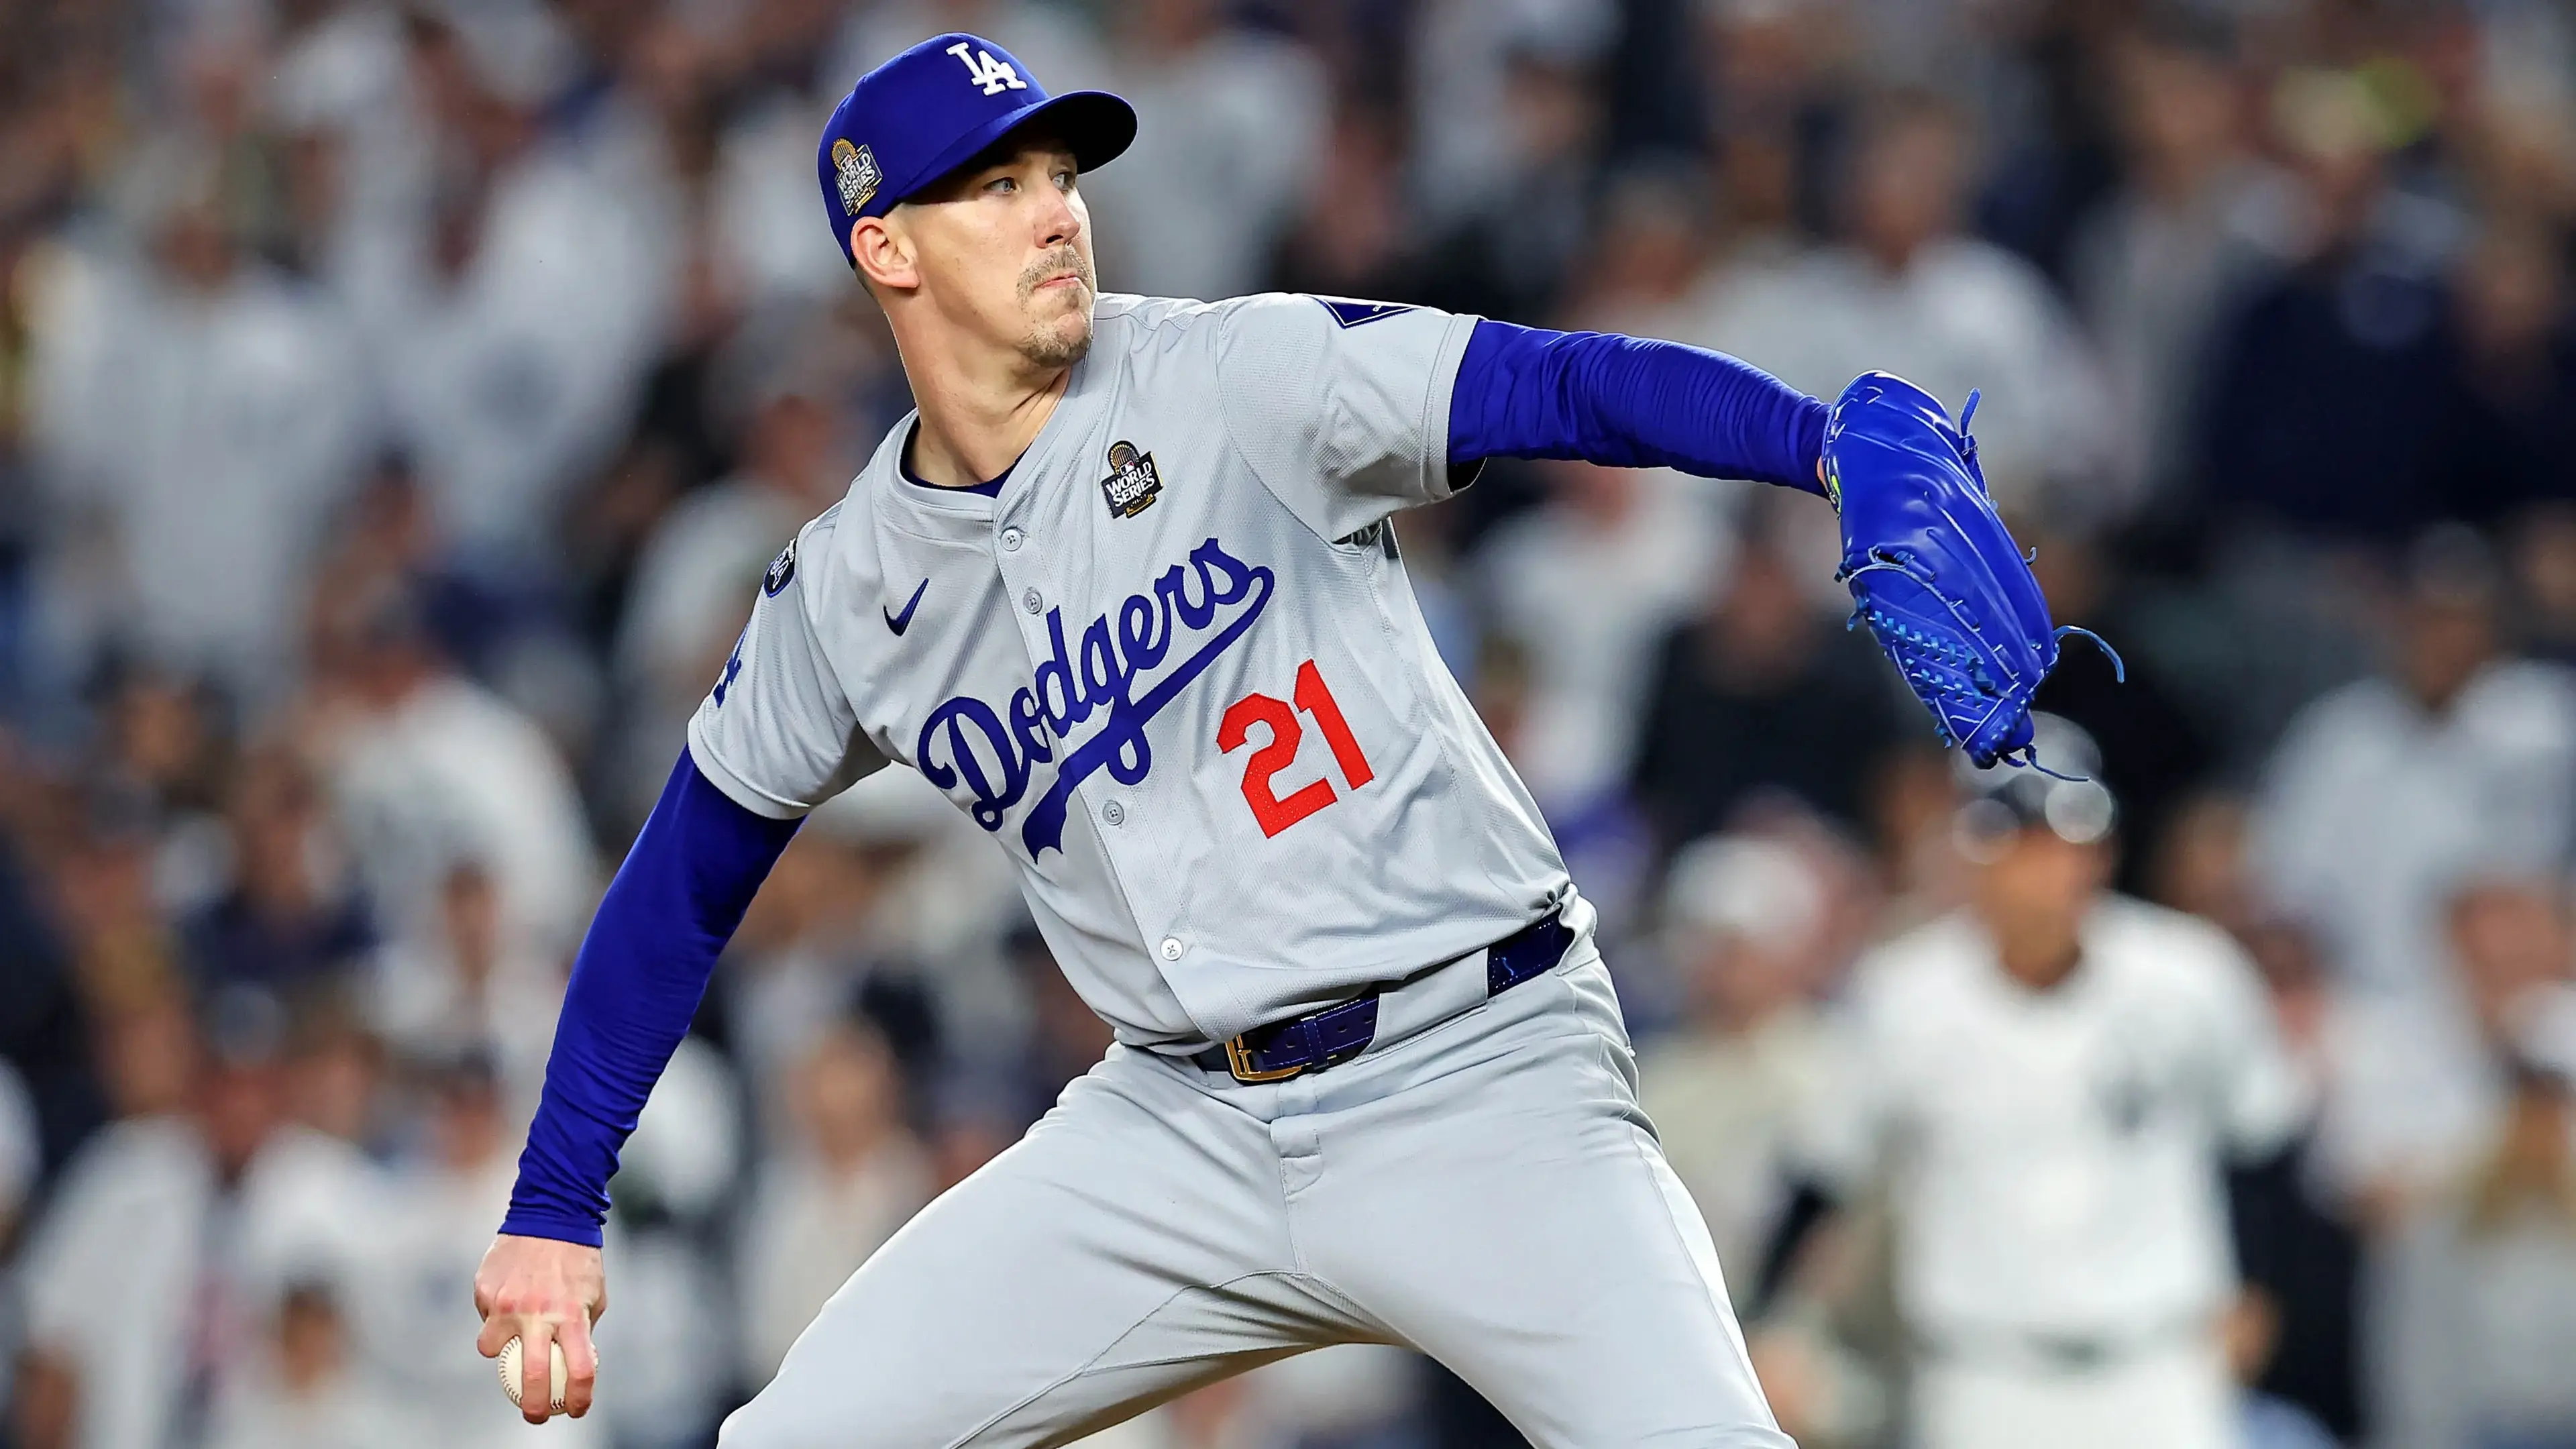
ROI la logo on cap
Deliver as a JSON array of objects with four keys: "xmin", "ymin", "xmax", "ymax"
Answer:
[{"xmin": 947, "ymin": 40, "xmax": 1027, "ymax": 97}]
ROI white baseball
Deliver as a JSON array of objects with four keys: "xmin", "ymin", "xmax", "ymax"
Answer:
[{"xmin": 497, "ymin": 1335, "xmax": 572, "ymax": 1414}]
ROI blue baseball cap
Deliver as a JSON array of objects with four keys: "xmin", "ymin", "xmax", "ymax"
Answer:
[{"xmin": 817, "ymin": 33, "xmax": 1137, "ymax": 270}]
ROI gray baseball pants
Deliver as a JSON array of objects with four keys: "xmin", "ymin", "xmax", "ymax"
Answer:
[{"xmin": 716, "ymin": 932, "xmax": 1794, "ymax": 1448}]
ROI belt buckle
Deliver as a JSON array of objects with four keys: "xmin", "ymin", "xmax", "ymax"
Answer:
[{"xmin": 1222, "ymin": 1035, "xmax": 1307, "ymax": 1084}]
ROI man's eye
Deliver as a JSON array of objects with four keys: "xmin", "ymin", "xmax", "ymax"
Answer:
[
  {"xmin": 987, "ymin": 176, "xmax": 1018, "ymax": 195},
  {"xmin": 1055, "ymin": 170, "xmax": 1076, "ymax": 191}
]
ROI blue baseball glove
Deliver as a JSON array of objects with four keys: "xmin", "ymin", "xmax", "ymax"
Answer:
[{"xmin": 1821, "ymin": 371, "xmax": 2117, "ymax": 770}]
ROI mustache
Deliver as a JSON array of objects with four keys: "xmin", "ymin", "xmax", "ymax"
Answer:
[{"xmin": 1020, "ymin": 248, "xmax": 1093, "ymax": 299}]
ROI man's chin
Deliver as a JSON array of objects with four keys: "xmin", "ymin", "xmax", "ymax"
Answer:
[{"xmin": 1022, "ymin": 305, "xmax": 1094, "ymax": 370}]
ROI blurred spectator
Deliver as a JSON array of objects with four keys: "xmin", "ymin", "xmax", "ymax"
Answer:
[
  {"xmin": 2383, "ymin": 1049, "xmax": 2576, "ymax": 1449},
  {"xmin": 714, "ymin": 765, "xmax": 1004, "ymax": 1114},
  {"xmin": 2440, "ymin": 218, "xmax": 2576, "ymax": 523},
  {"xmin": 612, "ymin": 327, "xmax": 858, "ymax": 822},
  {"xmin": 2149, "ymin": 791, "xmax": 2264, "ymax": 939},
  {"xmin": 596, "ymin": 1032, "xmax": 744, "ymax": 1448},
  {"xmin": 2024, "ymin": 518, "xmax": 2218, "ymax": 882},
  {"xmin": 1407, "ymin": 0, "xmax": 1617, "ymax": 233},
  {"xmin": 2252, "ymin": 528, "xmax": 2576, "ymax": 998},
  {"xmin": 2197, "ymin": 67, "xmax": 2465, "ymax": 544},
  {"xmin": 24, "ymin": 146, "xmax": 371, "ymax": 700},
  {"xmin": 1409, "ymin": 25, "xmax": 1612, "ymax": 321},
  {"xmin": 1629, "ymin": 515, "xmax": 1906, "ymax": 853},
  {"xmin": 1267, "ymin": 103, "xmax": 1432, "ymax": 307},
  {"xmin": 1475, "ymin": 458, "xmax": 1724, "ymax": 812},
  {"xmin": 1689, "ymin": 0, "xmax": 1833, "ymax": 256},
  {"xmin": 727, "ymin": 763, "xmax": 1018, "ymax": 1091},
  {"xmin": 1081, "ymin": 0, "xmax": 1326, "ymax": 301},
  {"xmin": 370, "ymin": 859, "xmax": 561, "ymax": 1106},
  {"xmin": 1695, "ymin": 92, "xmax": 2110, "ymax": 514},
  {"xmin": 350, "ymin": 10, "xmax": 673, "ymax": 562},
  {"xmin": 306, "ymin": 576, "xmax": 598, "ymax": 956},
  {"xmin": 205, "ymin": 1281, "xmax": 413, "ymax": 1449},
  {"xmin": 0, "ymin": 1054, "xmax": 41, "ymax": 1244},
  {"xmin": 2512, "ymin": 504, "xmax": 2576, "ymax": 665},
  {"xmin": 736, "ymin": 1008, "xmax": 932, "ymax": 1387},
  {"xmin": 1636, "ymin": 833, "xmax": 1839, "ymax": 1278},
  {"xmin": 13, "ymin": 985, "xmax": 377, "ymax": 1449},
  {"xmin": 1562, "ymin": 162, "xmax": 1723, "ymax": 339},
  {"xmin": 94, "ymin": 664, "xmax": 233, "ymax": 914},
  {"xmin": 712, "ymin": 0, "xmax": 904, "ymax": 314},
  {"xmin": 839, "ymin": 0, "xmax": 1115, "ymax": 103},
  {"xmin": 283, "ymin": 989, "xmax": 388, "ymax": 1149},
  {"xmin": 2069, "ymin": 23, "xmax": 2298, "ymax": 517},
  {"xmin": 2310, "ymin": 877, "xmax": 2575, "ymax": 1231},
  {"xmin": 978, "ymin": 920, "xmax": 1115, "ymax": 1132},
  {"xmin": 0, "ymin": 811, "xmax": 100, "ymax": 1177},
  {"xmin": 180, "ymin": 742, "xmax": 374, "ymax": 993},
  {"xmin": 361, "ymin": 1048, "xmax": 606, "ymax": 1448},
  {"xmin": 2214, "ymin": 890, "xmax": 2371, "ymax": 1444}
]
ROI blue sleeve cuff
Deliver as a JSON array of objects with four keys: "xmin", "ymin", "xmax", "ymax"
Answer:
[
  {"xmin": 500, "ymin": 751, "xmax": 800, "ymax": 1244},
  {"xmin": 1447, "ymin": 319, "xmax": 1827, "ymax": 495}
]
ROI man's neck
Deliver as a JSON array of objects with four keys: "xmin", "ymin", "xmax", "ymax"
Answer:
[
  {"xmin": 1988, "ymin": 922, "xmax": 2085, "ymax": 993},
  {"xmin": 906, "ymin": 355, "xmax": 1073, "ymax": 489}
]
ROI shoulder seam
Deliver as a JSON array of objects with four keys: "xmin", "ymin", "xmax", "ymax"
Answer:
[{"xmin": 1210, "ymin": 296, "xmax": 1342, "ymax": 547}]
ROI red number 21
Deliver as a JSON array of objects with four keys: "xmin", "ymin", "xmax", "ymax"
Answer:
[{"xmin": 1218, "ymin": 660, "xmax": 1375, "ymax": 838}]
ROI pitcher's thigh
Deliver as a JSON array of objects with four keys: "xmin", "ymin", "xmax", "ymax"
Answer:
[
  {"xmin": 1309, "ymin": 1025, "xmax": 1795, "ymax": 1449},
  {"xmin": 718, "ymin": 1063, "xmax": 1354, "ymax": 1449}
]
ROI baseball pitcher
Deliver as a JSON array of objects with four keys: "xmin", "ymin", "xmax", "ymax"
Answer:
[{"xmin": 471, "ymin": 32, "xmax": 2081, "ymax": 1448}]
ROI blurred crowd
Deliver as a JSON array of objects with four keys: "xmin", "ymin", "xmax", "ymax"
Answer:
[{"xmin": 1, "ymin": 0, "xmax": 2575, "ymax": 1446}]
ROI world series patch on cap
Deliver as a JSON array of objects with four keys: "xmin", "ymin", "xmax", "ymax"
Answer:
[{"xmin": 816, "ymin": 33, "xmax": 1138, "ymax": 268}]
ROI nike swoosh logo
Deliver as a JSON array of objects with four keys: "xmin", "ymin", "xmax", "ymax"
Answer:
[{"xmin": 884, "ymin": 578, "xmax": 929, "ymax": 635}]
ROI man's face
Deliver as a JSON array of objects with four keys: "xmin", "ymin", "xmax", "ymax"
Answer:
[
  {"xmin": 875, "ymin": 140, "xmax": 1097, "ymax": 369},
  {"xmin": 2401, "ymin": 595, "xmax": 2497, "ymax": 710},
  {"xmin": 1970, "ymin": 828, "xmax": 2112, "ymax": 983},
  {"xmin": 1853, "ymin": 115, "xmax": 1962, "ymax": 266}
]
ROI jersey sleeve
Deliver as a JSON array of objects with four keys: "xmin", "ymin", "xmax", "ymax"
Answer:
[
  {"xmin": 1213, "ymin": 293, "xmax": 1481, "ymax": 541},
  {"xmin": 2197, "ymin": 928, "xmax": 2309, "ymax": 1158},
  {"xmin": 1794, "ymin": 979, "xmax": 1905, "ymax": 1195},
  {"xmin": 685, "ymin": 514, "xmax": 885, "ymax": 818}
]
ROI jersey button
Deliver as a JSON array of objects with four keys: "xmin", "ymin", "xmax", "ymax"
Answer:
[
  {"xmin": 1159, "ymin": 936, "xmax": 1185, "ymax": 962},
  {"xmin": 1022, "ymin": 588, "xmax": 1042, "ymax": 614},
  {"xmin": 1101, "ymin": 800, "xmax": 1125, "ymax": 826},
  {"xmin": 1001, "ymin": 527, "xmax": 1025, "ymax": 552}
]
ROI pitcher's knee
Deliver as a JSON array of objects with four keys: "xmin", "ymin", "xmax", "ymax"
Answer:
[
  {"xmin": 718, "ymin": 1381, "xmax": 979, "ymax": 1449},
  {"xmin": 716, "ymin": 1392, "xmax": 845, "ymax": 1449}
]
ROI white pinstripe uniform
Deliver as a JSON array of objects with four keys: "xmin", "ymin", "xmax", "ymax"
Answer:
[{"xmin": 1801, "ymin": 898, "xmax": 2304, "ymax": 1449}]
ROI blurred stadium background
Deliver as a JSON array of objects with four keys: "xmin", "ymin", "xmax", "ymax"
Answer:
[{"xmin": 3, "ymin": 0, "xmax": 2576, "ymax": 1446}]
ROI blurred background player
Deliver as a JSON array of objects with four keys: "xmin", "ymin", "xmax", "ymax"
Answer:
[{"xmin": 1764, "ymin": 717, "xmax": 2308, "ymax": 1449}]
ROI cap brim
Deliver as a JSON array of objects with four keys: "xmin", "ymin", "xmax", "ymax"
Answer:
[{"xmin": 888, "ymin": 89, "xmax": 1137, "ymax": 211}]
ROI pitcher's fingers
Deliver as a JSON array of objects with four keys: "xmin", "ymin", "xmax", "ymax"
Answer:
[
  {"xmin": 561, "ymin": 1313, "xmax": 600, "ymax": 1418},
  {"xmin": 518, "ymin": 1320, "xmax": 558, "ymax": 1425},
  {"xmin": 475, "ymin": 1311, "xmax": 516, "ymax": 1360}
]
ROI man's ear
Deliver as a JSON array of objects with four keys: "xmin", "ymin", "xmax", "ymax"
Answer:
[{"xmin": 850, "ymin": 215, "xmax": 917, "ymax": 296}]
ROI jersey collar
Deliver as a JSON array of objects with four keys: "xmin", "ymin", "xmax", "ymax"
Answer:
[{"xmin": 877, "ymin": 353, "xmax": 1093, "ymax": 536}]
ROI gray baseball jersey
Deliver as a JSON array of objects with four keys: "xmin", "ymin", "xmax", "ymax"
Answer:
[
  {"xmin": 696, "ymin": 292, "xmax": 1793, "ymax": 1448},
  {"xmin": 689, "ymin": 291, "xmax": 1571, "ymax": 1047}
]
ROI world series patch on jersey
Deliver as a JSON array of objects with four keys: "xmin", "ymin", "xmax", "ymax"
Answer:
[
  {"xmin": 1099, "ymin": 440, "xmax": 1162, "ymax": 519},
  {"xmin": 687, "ymin": 294, "xmax": 1572, "ymax": 1048}
]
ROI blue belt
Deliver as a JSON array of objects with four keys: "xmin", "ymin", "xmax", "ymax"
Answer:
[{"xmin": 1190, "ymin": 910, "xmax": 1574, "ymax": 1084}]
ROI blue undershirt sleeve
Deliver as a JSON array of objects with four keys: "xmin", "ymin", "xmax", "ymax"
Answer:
[
  {"xmin": 500, "ymin": 749, "xmax": 801, "ymax": 1246},
  {"xmin": 1446, "ymin": 318, "xmax": 1829, "ymax": 495}
]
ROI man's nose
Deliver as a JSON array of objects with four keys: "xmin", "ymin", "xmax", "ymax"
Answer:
[{"xmin": 1035, "ymin": 186, "xmax": 1081, "ymax": 250}]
